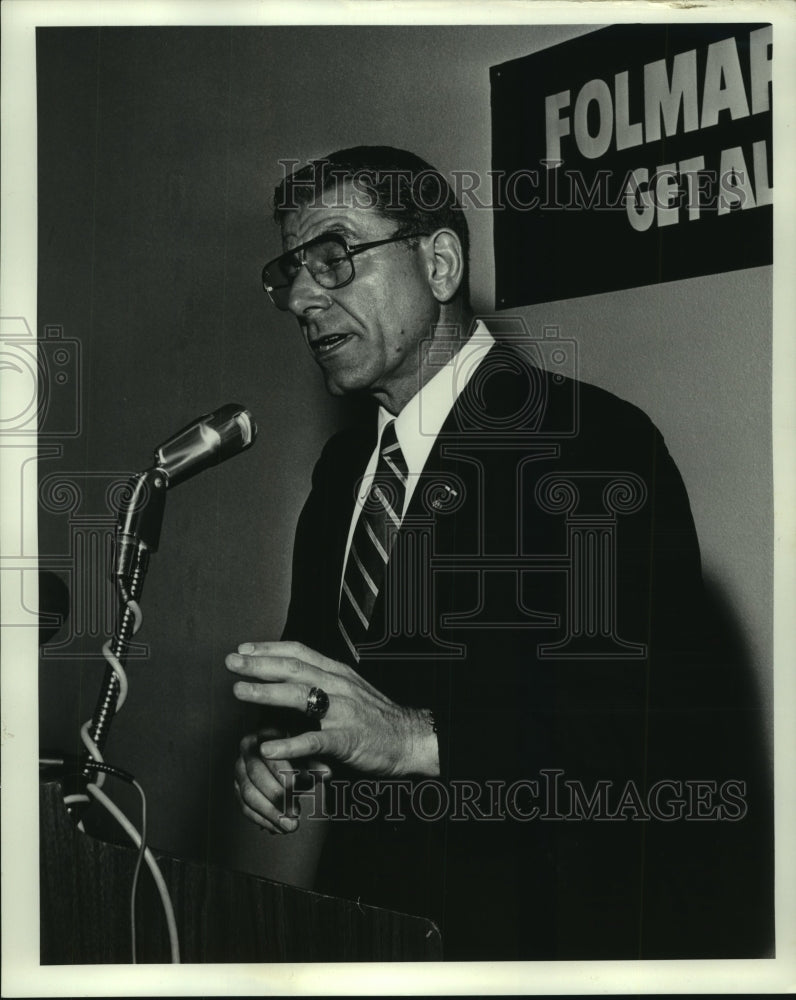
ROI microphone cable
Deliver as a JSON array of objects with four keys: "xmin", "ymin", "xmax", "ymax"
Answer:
[{"xmin": 59, "ymin": 586, "xmax": 180, "ymax": 963}]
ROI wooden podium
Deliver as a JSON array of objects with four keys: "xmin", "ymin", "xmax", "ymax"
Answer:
[{"xmin": 39, "ymin": 781, "xmax": 442, "ymax": 963}]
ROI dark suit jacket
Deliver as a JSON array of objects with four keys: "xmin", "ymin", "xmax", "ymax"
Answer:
[{"xmin": 281, "ymin": 342, "xmax": 772, "ymax": 960}]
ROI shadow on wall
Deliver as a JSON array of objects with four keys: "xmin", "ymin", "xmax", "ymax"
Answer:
[
  {"xmin": 700, "ymin": 570, "xmax": 775, "ymax": 956},
  {"xmin": 702, "ymin": 569, "xmax": 772, "ymax": 765}
]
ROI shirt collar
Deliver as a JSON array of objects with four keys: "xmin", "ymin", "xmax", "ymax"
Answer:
[{"xmin": 376, "ymin": 319, "xmax": 495, "ymax": 482}]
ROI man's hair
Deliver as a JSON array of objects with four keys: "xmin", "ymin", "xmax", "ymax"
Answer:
[{"xmin": 273, "ymin": 145, "xmax": 470, "ymax": 305}]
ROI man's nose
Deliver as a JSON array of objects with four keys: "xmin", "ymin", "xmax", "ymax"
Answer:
[{"xmin": 287, "ymin": 263, "xmax": 332, "ymax": 317}]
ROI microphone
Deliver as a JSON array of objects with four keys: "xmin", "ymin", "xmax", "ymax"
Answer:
[
  {"xmin": 153, "ymin": 403, "xmax": 257, "ymax": 489},
  {"xmin": 115, "ymin": 404, "xmax": 257, "ymax": 578},
  {"xmin": 83, "ymin": 404, "xmax": 258, "ymax": 771}
]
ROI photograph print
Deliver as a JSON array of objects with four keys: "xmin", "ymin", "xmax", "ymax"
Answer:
[{"xmin": 15, "ymin": 12, "xmax": 783, "ymax": 979}]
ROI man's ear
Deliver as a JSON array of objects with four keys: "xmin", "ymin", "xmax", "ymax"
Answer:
[{"xmin": 422, "ymin": 229, "xmax": 465, "ymax": 303}]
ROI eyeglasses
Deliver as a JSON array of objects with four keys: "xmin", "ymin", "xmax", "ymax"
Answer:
[{"xmin": 262, "ymin": 231, "xmax": 425, "ymax": 311}]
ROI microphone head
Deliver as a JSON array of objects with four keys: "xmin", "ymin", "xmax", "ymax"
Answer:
[{"xmin": 153, "ymin": 403, "xmax": 257, "ymax": 488}]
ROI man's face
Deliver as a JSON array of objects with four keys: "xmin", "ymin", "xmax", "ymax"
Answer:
[{"xmin": 280, "ymin": 185, "xmax": 440, "ymax": 413}]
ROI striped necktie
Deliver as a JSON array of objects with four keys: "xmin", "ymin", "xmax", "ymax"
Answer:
[{"xmin": 339, "ymin": 420, "xmax": 408, "ymax": 662}]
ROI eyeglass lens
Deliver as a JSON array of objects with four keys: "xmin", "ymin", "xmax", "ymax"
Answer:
[{"xmin": 264, "ymin": 238, "xmax": 353, "ymax": 309}]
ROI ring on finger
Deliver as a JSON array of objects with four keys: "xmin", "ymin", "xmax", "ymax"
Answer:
[{"xmin": 305, "ymin": 685, "xmax": 330, "ymax": 720}]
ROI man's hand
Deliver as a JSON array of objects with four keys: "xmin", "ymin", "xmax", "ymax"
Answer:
[
  {"xmin": 226, "ymin": 640, "xmax": 439, "ymax": 779},
  {"xmin": 234, "ymin": 726, "xmax": 331, "ymax": 835}
]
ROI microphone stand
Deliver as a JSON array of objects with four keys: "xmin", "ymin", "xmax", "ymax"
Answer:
[
  {"xmin": 66, "ymin": 402, "xmax": 256, "ymax": 805},
  {"xmin": 79, "ymin": 468, "xmax": 167, "ymax": 787}
]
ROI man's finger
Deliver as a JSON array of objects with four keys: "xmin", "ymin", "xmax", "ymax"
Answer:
[
  {"xmin": 233, "ymin": 781, "xmax": 283, "ymax": 834},
  {"xmin": 237, "ymin": 744, "xmax": 301, "ymax": 818},
  {"xmin": 232, "ymin": 679, "xmax": 316, "ymax": 712},
  {"xmin": 232, "ymin": 640, "xmax": 352, "ymax": 677},
  {"xmin": 226, "ymin": 652, "xmax": 327, "ymax": 687},
  {"xmin": 236, "ymin": 760, "xmax": 300, "ymax": 830},
  {"xmin": 236, "ymin": 749, "xmax": 280, "ymax": 800},
  {"xmin": 260, "ymin": 730, "xmax": 327, "ymax": 761},
  {"xmin": 248, "ymin": 754, "xmax": 300, "ymax": 806},
  {"xmin": 235, "ymin": 640, "xmax": 330, "ymax": 669}
]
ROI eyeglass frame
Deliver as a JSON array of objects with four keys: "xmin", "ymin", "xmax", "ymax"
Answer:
[{"xmin": 261, "ymin": 230, "xmax": 427, "ymax": 310}]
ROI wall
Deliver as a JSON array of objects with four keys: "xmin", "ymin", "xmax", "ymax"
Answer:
[{"xmin": 36, "ymin": 24, "xmax": 772, "ymax": 879}]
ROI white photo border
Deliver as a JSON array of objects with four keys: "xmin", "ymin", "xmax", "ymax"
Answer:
[{"xmin": 1, "ymin": 1, "xmax": 794, "ymax": 995}]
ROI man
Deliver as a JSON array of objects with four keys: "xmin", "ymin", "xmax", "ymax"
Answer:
[{"xmin": 227, "ymin": 147, "xmax": 771, "ymax": 960}]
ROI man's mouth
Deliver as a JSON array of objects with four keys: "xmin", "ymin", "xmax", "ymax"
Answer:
[{"xmin": 311, "ymin": 333, "xmax": 354, "ymax": 356}]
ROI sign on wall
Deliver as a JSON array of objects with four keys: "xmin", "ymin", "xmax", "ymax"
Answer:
[{"xmin": 490, "ymin": 24, "xmax": 773, "ymax": 308}]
